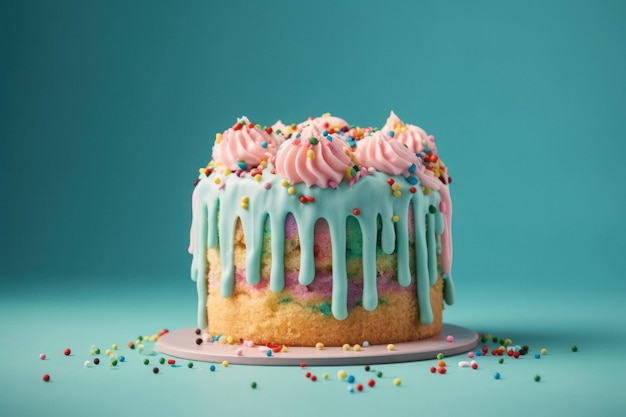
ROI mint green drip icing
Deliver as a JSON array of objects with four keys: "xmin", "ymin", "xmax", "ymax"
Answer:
[{"xmin": 191, "ymin": 170, "xmax": 454, "ymax": 329}]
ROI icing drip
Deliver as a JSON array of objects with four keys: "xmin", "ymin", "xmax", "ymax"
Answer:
[{"xmin": 191, "ymin": 169, "xmax": 454, "ymax": 329}]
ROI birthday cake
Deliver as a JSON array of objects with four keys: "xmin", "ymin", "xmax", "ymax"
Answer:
[{"xmin": 189, "ymin": 112, "xmax": 454, "ymax": 347}]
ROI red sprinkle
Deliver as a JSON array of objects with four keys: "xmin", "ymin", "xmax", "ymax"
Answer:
[
  {"xmin": 64, "ymin": 348, "xmax": 71, "ymax": 356},
  {"xmin": 514, "ymin": 352, "xmax": 520, "ymax": 359},
  {"xmin": 311, "ymin": 375, "xmax": 317, "ymax": 382},
  {"xmin": 304, "ymin": 195, "xmax": 315, "ymax": 203},
  {"xmin": 233, "ymin": 122, "xmax": 243, "ymax": 131},
  {"xmin": 42, "ymin": 374, "xmax": 50, "ymax": 382},
  {"xmin": 300, "ymin": 362, "xmax": 307, "ymax": 368},
  {"xmin": 159, "ymin": 329, "xmax": 169, "ymax": 337},
  {"xmin": 265, "ymin": 126, "xmax": 273, "ymax": 134},
  {"xmin": 356, "ymin": 383, "xmax": 363, "ymax": 391},
  {"xmin": 299, "ymin": 196, "xmax": 308, "ymax": 204},
  {"xmin": 387, "ymin": 178, "xmax": 395, "ymax": 185},
  {"xmin": 430, "ymin": 366, "xmax": 437, "ymax": 373},
  {"xmin": 128, "ymin": 342, "xmax": 135, "ymax": 349},
  {"xmin": 167, "ymin": 359, "xmax": 176, "ymax": 365},
  {"xmin": 438, "ymin": 367, "xmax": 447, "ymax": 374},
  {"xmin": 471, "ymin": 362, "xmax": 478, "ymax": 369},
  {"xmin": 507, "ymin": 349, "xmax": 513, "ymax": 357},
  {"xmin": 410, "ymin": 187, "xmax": 417, "ymax": 193},
  {"xmin": 305, "ymin": 372, "xmax": 311, "ymax": 378},
  {"xmin": 353, "ymin": 208, "xmax": 361, "ymax": 216},
  {"xmin": 368, "ymin": 379, "xmax": 375, "ymax": 387}
]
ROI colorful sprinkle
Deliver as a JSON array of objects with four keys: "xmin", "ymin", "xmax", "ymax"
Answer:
[
  {"xmin": 153, "ymin": 367, "xmax": 159, "ymax": 374},
  {"xmin": 93, "ymin": 358, "xmax": 100, "ymax": 365},
  {"xmin": 210, "ymin": 365, "xmax": 216, "ymax": 371},
  {"xmin": 309, "ymin": 137, "xmax": 319, "ymax": 145},
  {"xmin": 541, "ymin": 348, "xmax": 548, "ymax": 355},
  {"xmin": 322, "ymin": 373, "xmax": 329, "ymax": 380},
  {"xmin": 342, "ymin": 344, "xmax": 350, "ymax": 351},
  {"xmin": 39, "ymin": 353, "xmax": 46, "ymax": 360},
  {"xmin": 337, "ymin": 370, "xmax": 347, "ymax": 380},
  {"xmin": 287, "ymin": 186, "xmax": 296, "ymax": 195},
  {"xmin": 572, "ymin": 345, "xmax": 578, "ymax": 352},
  {"xmin": 534, "ymin": 375, "xmax": 541, "ymax": 382},
  {"xmin": 393, "ymin": 378, "xmax": 402, "ymax": 386},
  {"xmin": 251, "ymin": 381, "xmax": 257, "ymax": 388},
  {"xmin": 494, "ymin": 372, "xmax": 501, "ymax": 380},
  {"xmin": 42, "ymin": 374, "xmax": 50, "ymax": 382},
  {"xmin": 84, "ymin": 360, "xmax": 90, "ymax": 367},
  {"xmin": 446, "ymin": 335, "xmax": 454, "ymax": 343},
  {"xmin": 368, "ymin": 379, "xmax": 375, "ymax": 387},
  {"xmin": 263, "ymin": 182, "xmax": 271, "ymax": 190},
  {"xmin": 307, "ymin": 149, "xmax": 315, "ymax": 159},
  {"xmin": 352, "ymin": 208, "xmax": 361, "ymax": 216},
  {"xmin": 387, "ymin": 344, "xmax": 395, "ymax": 351},
  {"xmin": 315, "ymin": 342, "xmax": 324, "ymax": 350},
  {"xmin": 64, "ymin": 348, "xmax": 71, "ymax": 356},
  {"xmin": 392, "ymin": 215, "xmax": 400, "ymax": 222},
  {"xmin": 347, "ymin": 375, "xmax": 355, "ymax": 383}
]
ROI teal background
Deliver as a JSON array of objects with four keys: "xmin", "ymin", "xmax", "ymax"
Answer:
[{"xmin": 1, "ymin": 1, "xmax": 625, "ymax": 416}]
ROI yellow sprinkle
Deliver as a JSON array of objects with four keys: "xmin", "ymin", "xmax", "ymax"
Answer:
[
  {"xmin": 504, "ymin": 338, "xmax": 512, "ymax": 346},
  {"xmin": 260, "ymin": 160, "xmax": 268, "ymax": 168},
  {"xmin": 226, "ymin": 336, "xmax": 234, "ymax": 345},
  {"xmin": 255, "ymin": 124, "xmax": 262, "ymax": 129},
  {"xmin": 281, "ymin": 179, "xmax": 289, "ymax": 187},
  {"xmin": 541, "ymin": 348, "xmax": 548, "ymax": 355},
  {"xmin": 111, "ymin": 344, "xmax": 118, "ymax": 350},
  {"xmin": 105, "ymin": 349, "xmax": 111, "ymax": 356},
  {"xmin": 307, "ymin": 149, "xmax": 315, "ymax": 159},
  {"xmin": 322, "ymin": 112, "xmax": 331, "ymax": 117},
  {"xmin": 215, "ymin": 133, "xmax": 223, "ymax": 144},
  {"xmin": 353, "ymin": 344, "xmax": 361, "ymax": 352},
  {"xmin": 241, "ymin": 196, "xmax": 249, "ymax": 204},
  {"xmin": 135, "ymin": 339, "xmax": 142, "ymax": 346},
  {"xmin": 387, "ymin": 344, "xmax": 395, "ymax": 351},
  {"xmin": 214, "ymin": 177, "xmax": 221, "ymax": 185},
  {"xmin": 149, "ymin": 334, "xmax": 158, "ymax": 342},
  {"xmin": 342, "ymin": 344, "xmax": 351, "ymax": 351},
  {"xmin": 199, "ymin": 167, "xmax": 207, "ymax": 175},
  {"xmin": 337, "ymin": 370, "xmax": 347, "ymax": 380},
  {"xmin": 391, "ymin": 183, "xmax": 401, "ymax": 191},
  {"xmin": 315, "ymin": 342, "xmax": 324, "ymax": 350},
  {"xmin": 219, "ymin": 336, "xmax": 227, "ymax": 344},
  {"xmin": 322, "ymin": 373, "xmax": 329, "ymax": 380},
  {"xmin": 393, "ymin": 378, "xmax": 402, "ymax": 386},
  {"xmin": 287, "ymin": 186, "xmax": 296, "ymax": 195},
  {"xmin": 224, "ymin": 168, "xmax": 232, "ymax": 176},
  {"xmin": 423, "ymin": 187, "xmax": 431, "ymax": 195},
  {"xmin": 222, "ymin": 360, "xmax": 229, "ymax": 367},
  {"xmin": 392, "ymin": 215, "xmax": 400, "ymax": 223},
  {"xmin": 393, "ymin": 190, "xmax": 401, "ymax": 197},
  {"xmin": 254, "ymin": 174, "xmax": 262, "ymax": 182},
  {"xmin": 281, "ymin": 346, "xmax": 288, "ymax": 353},
  {"xmin": 241, "ymin": 203, "xmax": 247, "ymax": 209}
]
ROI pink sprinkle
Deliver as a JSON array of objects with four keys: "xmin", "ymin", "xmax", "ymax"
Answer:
[
  {"xmin": 263, "ymin": 182, "xmax": 271, "ymax": 190},
  {"xmin": 39, "ymin": 353, "xmax": 46, "ymax": 360},
  {"xmin": 467, "ymin": 351, "xmax": 475, "ymax": 359},
  {"xmin": 439, "ymin": 201, "xmax": 447, "ymax": 214},
  {"xmin": 328, "ymin": 181, "xmax": 338, "ymax": 189},
  {"xmin": 217, "ymin": 183, "xmax": 225, "ymax": 190},
  {"xmin": 446, "ymin": 335, "xmax": 454, "ymax": 343},
  {"xmin": 236, "ymin": 348, "xmax": 243, "ymax": 356}
]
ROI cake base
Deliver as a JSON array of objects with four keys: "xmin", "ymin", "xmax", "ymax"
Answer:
[{"xmin": 155, "ymin": 323, "xmax": 478, "ymax": 366}]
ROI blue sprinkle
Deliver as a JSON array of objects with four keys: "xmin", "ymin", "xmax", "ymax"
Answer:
[
  {"xmin": 408, "ymin": 163, "xmax": 416, "ymax": 173},
  {"xmin": 416, "ymin": 152, "xmax": 424, "ymax": 159},
  {"xmin": 210, "ymin": 365, "xmax": 216, "ymax": 371},
  {"xmin": 363, "ymin": 341, "xmax": 370, "ymax": 347},
  {"xmin": 389, "ymin": 130, "xmax": 395, "ymax": 138},
  {"xmin": 338, "ymin": 131, "xmax": 345, "ymax": 136},
  {"xmin": 322, "ymin": 130, "xmax": 328, "ymax": 136},
  {"xmin": 494, "ymin": 372, "xmax": 501, "ymax": 380},
  {"xmin": 261, "ymin": 141, "xmax": 268, "ymax": 148},
  {"xmin": 476, "ymin": 351, "xmax": 482, "ymax": 357},
  {"xmin": 295, "ymin": 133, "xmax": 301, "ymax": 138},
  {"xmin": 347, "ymin": 384, "xmax": 355, "ymax": 393},
  {"xmin": 237, "ymin": 161, "xmax": 247, "ymax": 170},
  {"xmin": 327, "ymin": 136, "xmax": 333, "ymax": 142},
  {"xmin": 347, "ymin": 375, "xmax": 355, "ymax": 383},
  {"xmin": 119, "ymin": 356, "xmax": 125, "ymax": 362},
  {"xmin": 424, "ymin": 147, "xmax": 431, "ymax": 153},
  {"xmin": 266, "ymin": 349, "xmax": 272, "ymax": 357},
  {"xmin": 406, "ymin": 176, "xmax": 418, "ymax": 185},
  {"xmin": 535, "ymin": 353, "xmax": 541, "ymax": 359}
]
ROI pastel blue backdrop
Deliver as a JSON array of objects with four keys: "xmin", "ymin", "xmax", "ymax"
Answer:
[{"xmin": 1, "ymin": 1, "xmax": 625, "ymax": 416}]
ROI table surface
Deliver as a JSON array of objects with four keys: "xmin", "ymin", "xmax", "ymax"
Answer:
[{"xmin": 1, "ymin": 279, "xmax": 624, "ymax": 417}]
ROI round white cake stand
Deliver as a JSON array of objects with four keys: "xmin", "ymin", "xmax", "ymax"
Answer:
[{"xmin": 156, "ymin": 323, "xmax": 479, "ymax": 366}]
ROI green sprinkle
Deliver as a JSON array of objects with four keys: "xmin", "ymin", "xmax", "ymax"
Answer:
[
  {"xmin": 571, "ymin": 345, "xmax": 578, "ymax": 352},
  {"xmin": 498, "ymin": 358, "xmax": 504, "ymax": 364},
  {"xmin": 251, "ymin": 382, "xmax": 257, "ymax": 389},
  {"xmin": 376, "ymin": 371, "xmax": 383, "ymax": 378},
  {"xmin": 437, "ymin": 353, "xmax": 444, "ymax": 360},
  {"xmin": 534, "ymin": 375, "xmax": 541, "ymax": 382},
  {"xmin": 159, "ymin": 357, "xmax": 165, "ymax": 364},
  {"xmin": 429, "ymin": 205, "xmax": 437, "ymax": 214},
  {"xmin": 309, "ymin": 137, "xmax": 319, "ymax": 145},
  {"xmin": 492, "ymin": 337, "xmax": 499, "ymax": 343},
  {"xmin": 187, "ymin": 362, "xmax": 194, "ymax": 369},
  {"xmin": 143, "ymin": 359, "xmax": 150, "ymax": 365},
  {"xmin": 137, "ymin": 336, "xmax": 143, "ymax": 341},
  {"xmin": 481, "ymin": 334, "xmax": 488, "ymax": 343},
  {"xmin": 111, "ymin": 359, "xmax": 118, "ymax": 366}
]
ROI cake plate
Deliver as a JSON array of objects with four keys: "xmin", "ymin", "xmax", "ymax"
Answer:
[{"xmin": 156, "ymin": 323, "xmax": 479, "ymax": 366}]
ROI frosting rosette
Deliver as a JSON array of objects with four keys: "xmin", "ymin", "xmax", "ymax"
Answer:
[
  {"xmin": 297, "ymin": 113, "xmax": 349, "ymax": 133},
  {"xmin": 212, "ymin": 116, "xmax": 281, "ymax": 172},
  {"xmin": 275, "ymin": 124, "xmax": 355, "ymax": 188},
  {"xmin": 355, "ymin": 130, "xmax": 420, "ymax": 177},
  {"xmin": 381, "ymin": 111, "xmax": 437, "ymax": 154}
]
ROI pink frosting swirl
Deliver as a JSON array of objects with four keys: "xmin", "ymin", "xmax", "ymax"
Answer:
[
  {"xmin": 355, "ymin": 131, "xmax": 420, "ymax": 177},
  {"xmin": 381, "ymin": 111, "xmax": 437, "ymax": 154},
  {"xmin": 275, "ymin": 124, "xmax": 354, "ymax": 188},
  {"xmin": 212, "ymin": 116, "xmax": 281, "ymax": 171},
  {"xmin": 297, "ymin": 113, "xmax": 349, "ymax": 133}
]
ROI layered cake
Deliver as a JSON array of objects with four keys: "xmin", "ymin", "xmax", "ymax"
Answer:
[{"xmin": 189, "ymin": 112, "xmax": 454, "ymax": 346}]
